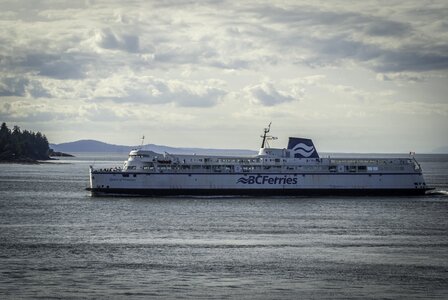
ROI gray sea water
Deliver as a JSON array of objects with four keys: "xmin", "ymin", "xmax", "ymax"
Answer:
[{"xmin": 1, "ymin": 153, "xmax": 447, "ymax": 299}]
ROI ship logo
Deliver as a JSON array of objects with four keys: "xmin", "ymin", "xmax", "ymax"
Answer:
[
  {"xmin": 287, "ymin": 137, "xmax": 319, "ymax": 158},
  {"xmin": 237, "ymin": 178, "xmax": 249, "ymax": 184},
  {"xmin": 237, "ymin": 175, "xmax": 298, "ymax": 185},
  {"xmin": 292, "ymin": 143, "xmax": 315, "ymax": 158}
]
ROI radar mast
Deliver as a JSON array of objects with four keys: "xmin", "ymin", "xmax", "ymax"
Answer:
[{"xmin": 261, "ymin": 122, "xmax": 271, "ymax": 148}]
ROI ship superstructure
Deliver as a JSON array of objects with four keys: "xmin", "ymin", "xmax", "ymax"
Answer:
[{"xmin": 88, "ymin": 125, "xmax": 429, "ymax": 196}]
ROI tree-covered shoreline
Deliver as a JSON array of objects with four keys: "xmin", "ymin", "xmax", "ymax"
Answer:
[{"xmin": 0, "ymin": 122, "xmax": 50, "ymax": 162}]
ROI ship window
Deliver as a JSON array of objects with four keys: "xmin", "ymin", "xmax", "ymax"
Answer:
[
  {"xmin": 329, "ymin": 165, "xmax": 337, "ymax": 172},
  {"xmin": 357, "ymin": 166, "xmax": 367, "ymax": 172},
  {"xmin": 158, "ymin": 166, "xmax": 172, "ymax": 170},
  {"xmin": 345, "ymin": 166, "xmax": 356, "ymax": 172}
]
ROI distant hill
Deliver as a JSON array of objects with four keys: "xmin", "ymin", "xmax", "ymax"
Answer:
[
  {"xmin": 432, "ymin": 146, "xmax": 448, "ymax": 154},
  {"xmin": 50, "ymin": 140, "xmax": 131, "ymax": 153},
  {"xmin": 50, "ymin": 139, "xmax": 257, "ymax": 156}
]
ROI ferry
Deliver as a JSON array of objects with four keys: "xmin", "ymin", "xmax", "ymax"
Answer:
[{"xmin": 88, "ymin": 124, "xmax": 430, "ymax": 196}]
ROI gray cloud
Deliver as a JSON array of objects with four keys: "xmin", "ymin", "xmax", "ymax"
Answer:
[
  {"xmin": 0, "ymin": 100, "xmax": 74, "ymax": 122},
  {"xmin": 0, "ymin": 0, "xmax": 91, "ymax": 22},
  {"xmin": 38, "ymin": 58, "xmax": 86, "ymax": 80},
  {"xmin": 245, "ymin": 3, "xmax": 446, "ymax": 73},
  {"xmin": 0, "ymin": 76, "xmax": 51, "ymax": 98},
  {"xmin": 374, "ymin": 48, "xmax": 448, "ymax": 73},
  {"xmin": 95, "ymin": 28, "xmax": 140, "ymax": 53},
  {"xmin": 26, "ymin": 80, "xmax": 52, "ymax": 98},
  {"xmin": 282, "ymin": 6, "xmax": 409, "ymax": 37},
  {"xmin": 246, "ymin": 82, "xmax": 297, "ymax": 106},
  {"xmin": 0, "ymin": 76, "xmax": 28, "ymax": 96},
  {"xmin": 93, "ymin": 76, "xmax": 227, "ymax": 108},
  {"xmin": 1, "ymin": 52, "xmax": 90, "ymax": 80},
  {"xmin": 294, "ymin": 33, "xmax": 448, "ymax": 73},
  {"xmin": 0, "ymin": 111, "xmax": 70, "ymax": 122},
  {"xmin": 364, "ymin": 21, "xmax": 411, "ymax": 37},
  {"xmin": 376, "ymin": 72, "xmax": 426, "ymax": 83},
  {"xmin": 210, "ymin": 58, "xmax": 252, "ymax": 70},
  {"xmin": 1, "ymin": 1, "xmax": 446, "ymax": 84}
]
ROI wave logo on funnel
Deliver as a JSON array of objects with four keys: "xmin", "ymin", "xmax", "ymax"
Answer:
[
  {"xmin": 287, "ymin": 137, "xmax": 319, "ymax": 158},
  {"xmin": 292, "ymin": 143, "xmax": 315, "ymax": 158}
]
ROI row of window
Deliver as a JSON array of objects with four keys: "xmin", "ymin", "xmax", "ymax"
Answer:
[{"xmin": 126, "ymin": 164, "xmax": 385, "ymax": 173}]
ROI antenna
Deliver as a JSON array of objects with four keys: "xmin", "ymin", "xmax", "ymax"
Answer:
[
  {"xmin": 260, "ymin": 122, "xmax": 272, "ymax": 148},
  {"xmin": 265, "ymin": 136, "xmax": 278, "ymax": 148},
  {"xmin": 140, "ymin": 135, "xmax": 145, "ymax": 149}
]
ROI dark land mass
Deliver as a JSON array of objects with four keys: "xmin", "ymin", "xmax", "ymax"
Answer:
[
  {"xmin": 0, "ymin": 122, "xmax": 52, "ymax": 163},
  {"xmin": 48, "ymin": 149, "xmax": 74, "ymax": 157},
  {"xmin": 433, "ymin": 146, "xmax": 448, "ymax": 154},
  {"xmin": 50, "ymin": 139, "xmax": 258, "ymax": 156}
]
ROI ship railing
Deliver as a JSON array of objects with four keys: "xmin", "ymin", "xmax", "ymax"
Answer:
[
  {"xmin": 134, "ymin": 164, "xmax": 336, "ymax": 174},
  {"xmin": 411, "ymin": 156, "xmax": 422, "ymax": 171},
  {"xmin": 92, "ymin": 167, "xmax": 122, "ymax": 173},
  {"xmin": 329, "ymin": 158, "xmax": 413, "ymax": 165}
]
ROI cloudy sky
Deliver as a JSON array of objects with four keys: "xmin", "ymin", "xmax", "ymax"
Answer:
[{"xmin": 0, "ymin": 0, "xmax": 447, "ymax": 153}]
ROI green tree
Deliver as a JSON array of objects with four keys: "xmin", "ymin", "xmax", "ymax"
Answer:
[
  {"xmin": 0, "ymin": 122, "xmax": 50, "ymax": 161},
  {"xmin": 0, "ymin": 122, "xmax": 11, "ymax": 152},
  {"xmin": 11, "ymin": 125, "xmax": 22, "ymax": 158},
  {"xmin": 0, "ymin": 122, "xmax": 12, "ymax": 159}
]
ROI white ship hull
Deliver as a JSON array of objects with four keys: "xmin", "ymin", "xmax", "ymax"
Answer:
[{"xmin": 89, "ymin": 170, "xmax": 428, "ymax": 196}]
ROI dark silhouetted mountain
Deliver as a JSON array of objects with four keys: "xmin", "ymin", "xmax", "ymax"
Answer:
[
  {"xmin": 50, "ymin": 139, "xmax": 257, "ymax": 156},
  {"xmin": 432, "ymin": 146, "xmax": 448, "ymax": 154},
  {"xmin": 50, "ymin": 140, "xmax": 131, "ymax": 153}
]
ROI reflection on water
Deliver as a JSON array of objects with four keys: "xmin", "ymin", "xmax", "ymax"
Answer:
[{"xmin": 0, "ymin": 153, "xmax": 447, "ymax": 298}]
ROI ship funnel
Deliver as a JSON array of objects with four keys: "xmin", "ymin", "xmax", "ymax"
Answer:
[{"xmin": 287, "ymin": 137, "xmax": 319, "ymax": 158}]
